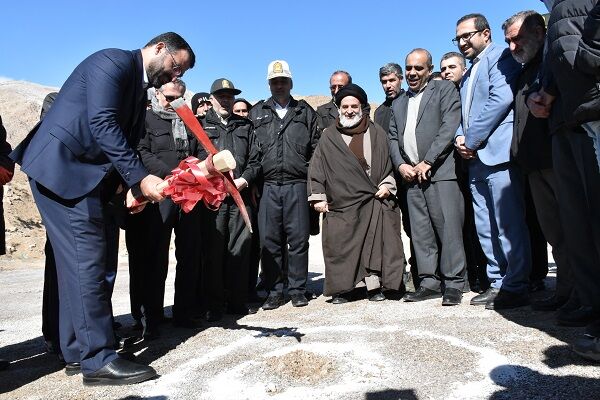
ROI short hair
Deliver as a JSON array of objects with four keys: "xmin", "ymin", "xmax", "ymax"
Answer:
[
  {"xmin": 331, "ymin": 70, "xmax": 352, "ymax": 84},
  {"xmin": 441, "ymin": 51, "xmax": 466, "ymax": 69},
  {"xmin": 407, "ymin": 48, "xmax": 433, "ymax": 67},
  {"xmin": 379, "ymin": 63, "xmax": 403, "ymax": 78},
  {"xmin": 160, "ymin": 78, "xmax": 186, "ymax": 94},
  {"xmin": 144, "ymin": 32, "xmax": 196, "ymax": 68},
  {"xmin": 431, "ymin": 72, "xmax": 442, "ymax": 80},
  {"xmin": 502, "ymin": 10, "xmax": 546, "ymax": 34},
  {"xmin": 457, "ymin": 13, "xmax": 490, "ymax": 31}
]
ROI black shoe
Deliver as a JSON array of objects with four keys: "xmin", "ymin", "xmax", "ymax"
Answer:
[
  {"xmin": 485, "ymin": 289, "xmax": 529, "ymax": 310},
  {"xmin": 442, "ymin": 287, "xmax": 463, "ymax": 306},
  {"xmin": 82, "ymin": 358, "xmax": 157, "ymax": 386},
  {"xmin": 291, "ymin": 293, "xmax": 309, "ymax": 307},
  {"xmin": 117, "ymin": 351, "xmax": 136, "ymax": 362},
  {"xmin": 226, "ymin": 305, "xmax": 250, "ymax": 316},
  {"xmin": 65, "ymin": 362, "xmax": 81, "ymax": 376},
  {"xmin": 113, "ymin": 321, "xmax": 122, "ymax": 330},
  {"xmin": 557, "ymin": 306, "xmax": 599, "ymax": 327},
  {"xmin": 470, "ymin": 287, "xmax": 499, "ymax": 306},
  {"xmin": 173, "ymin": 317, "xmax": 203, "ymax": 329},
  {"xmin": 531, "ymin": 295, "xmax": 569, "ymax": 311},
  {"xmin": 529, "ymin": 279, "xmax": 546, "ymax": 293},
  {"xmin": 247, "ymin": 304, "xmax": 260, "ymax": 314},
  {"xmin": 0, "ymin": 359, "xmax": 8, "ymax": 371},
  {"xmin": 403, "ymin": 286, "xmax": 442, "ymax": 302},
  {"xmin": 331, "ymin": 294, "xmax": 350, "ymax": 304},
  {"xmin": 262, "ymin": 294, "xmax": 284, "ymax": 310},
  {"xmin": 248, "ymin": 292, "xmax": 266, "ymax": 303},
  {"xmin": 585, "ymin": 318, "xmax": 600, "ymax": 338},
  {"xmin": 368, "ymin": 290, "xmax": 386, "ymax": 302},
  {"xmin": 203, "ymin": 310, "xmax": 223, "ymax": 322}
]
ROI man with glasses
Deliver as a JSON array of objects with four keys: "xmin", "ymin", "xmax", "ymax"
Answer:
[
  {"xmin": 10, "ymin": 32, "xmax": 195, "ymax": 386},
  {"xmin": 316, "ymin": 70, "xmax": 352, "ymax": 131},
  {"xmin": 452, "ymin": 14, "xmax": 530, "ymax": 310},
  {"xmin": 127, "ymin": 79, "xmax": 203, "ymax": 338}
]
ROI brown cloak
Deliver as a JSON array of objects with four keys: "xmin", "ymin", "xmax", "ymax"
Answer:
[{"xmin": 308, "ymin": 121, "xmax": 405, "ymax": 296}]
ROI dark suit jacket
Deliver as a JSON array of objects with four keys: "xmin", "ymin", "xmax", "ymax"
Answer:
[
  {"xmin": 316, "ymin": 100, "xmax": 338, "ymax": 132},
  {"xmin": 388, "ymin": 79, "xmax": 462, "ymax": 182},
  {"xmin": 512, "ymin": 50, "xmax": 553, "ymax": 173},
  {"xmin": 11, "ymin": 48, "xmax": 148, "ymax": 199}
]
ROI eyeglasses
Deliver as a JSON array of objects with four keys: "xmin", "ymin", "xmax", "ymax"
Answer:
[
  {"xmin": 329, "ymin": 84, "xmax": 345, "ymax": 90},
  {"xmin": 159, "ymin": 91, "xmax": 179, "ymax": 102},
  {"xmin": 452, "ymin": 30, "xmax": 483, "ymax": 45},
  {"xmin": 165, "ymin": 46, "xmax": 182, "ymax": 76}
]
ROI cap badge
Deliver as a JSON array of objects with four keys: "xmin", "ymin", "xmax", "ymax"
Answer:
[
  {"xmin": 222, "ymin": 80, "xmax": 230, "ymax": 88},
  {"xmin": 273, "ymin": 62, "xmax": 283, "ymax": 73}
]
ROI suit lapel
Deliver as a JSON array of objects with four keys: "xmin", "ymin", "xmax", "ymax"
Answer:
[
  {"xmin": 416, "ymin": 84, "xmax": 434, "ymax": 126},
  {"xmin": 394, "ymin": 95, "xmax": 409, "ymax": 144}
]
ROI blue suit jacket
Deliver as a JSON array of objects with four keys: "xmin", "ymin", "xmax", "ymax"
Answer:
[
  {"xmin": 11, "ymin": 48, "xmax": 148, "ymax": 199},
  {"xmin": 458, "ymin": 43, "xmax": 521, "ymax": 166}
]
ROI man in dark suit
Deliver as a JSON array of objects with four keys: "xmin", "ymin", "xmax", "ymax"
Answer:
[
  {"xmin": 10, "ymin": 32, "xmax": 195, "ymax": 386},
  {"xmin": 453, "ymin": 14, "xmax": 530, "ymax": 310},
  {"xmin": 504, "ymin": 11, "xmax": 572, "ymax": 310},
  {"xmin": 316, "ymin": 71, "xmax": 351, "ymax": 131},
  {"xmin": 388, "ymin": 49, "xmax": 465, "ymax": 306}
]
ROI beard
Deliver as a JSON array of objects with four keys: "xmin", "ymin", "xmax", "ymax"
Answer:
[
  {"xmin": 339, "ymin": 109, "xmax": 363, "ymax": 128},
  {"xmin": 512, "ymin": 39, "xmax": 541, "ymax": 64},
  {"xmin": 146, "ymin": 53, "xmax": 172, "ymax": 89}
]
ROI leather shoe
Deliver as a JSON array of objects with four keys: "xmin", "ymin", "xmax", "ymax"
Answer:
[
  {"xmin": 572, "ymin": 336, "xmax": 600, "ymax": 362},
  {"xmin": 531, "ymin": 295, "xmax": 569, "ymax": 311},
  {"xmin": 557, "ymin": 306, "xmax": 599, "ymax": 327},
  {"xmin": 470, "ymin": 287, "xmax": 499, "ymax": 306},
  {"xmin": 262, "ymin": 294, "xmax": 284, "ymax": 310},
  {"xmin": 65, "ymin": 362, "xmax": 81, "ymax": 376},
  {"xmin": 404, "ymin": 287, "xmax": 442, "ymax": 302},
  {"xmin": 0, "ymin": 359, "xmax": 8, "ymax": 371},
  {"xmin": 331, "ymin": 294, "xmax": 350, "ymax": 304},
  {"xmin": 368, "ymin": 290, "xmax": 386, "ymax": 302},
  {"xmin": 442, "ymin": 287, "xmax": 462, "ymax": 306},
  {"xmin": 585, "ymin": 318, "xmax": 600, "ymax": 338},
  {"xmin": 82, "ymin": 358, "xmax": 157, "ymax": 386},
  {"xmin": 291, "ymin": 293, "xmax": 308, "ymax": 307},
  {"xmin": 485, "ymin": 289, "xmax": 529, "ymax": 310},
  {"xmin": 203, "ymin": 310, "xmax": 223, "ymax": 322},
  {"xmin": 117, "ymin": 351, "xmax": 136, "ymax": 362}
]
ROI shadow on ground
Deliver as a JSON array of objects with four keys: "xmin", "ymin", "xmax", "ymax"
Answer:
[{"xmin": 489, "ymin": 364, "xmax": 600, "ymax": 399}]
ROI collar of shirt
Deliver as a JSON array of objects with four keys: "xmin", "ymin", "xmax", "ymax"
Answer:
[
  {"xmin": 407, "ymin": 83, "xmax": 428, "ymax": 98},
  {"xmin": 471, "ymin": 43, "xmax": 491, "ymax": 65},
  {"xmin": 274, "ymin": 99, "xmax": 291, "ymax": 111}
]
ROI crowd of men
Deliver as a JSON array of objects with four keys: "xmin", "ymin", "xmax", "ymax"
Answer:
[{"xmin": 0, "ymin": 0, "xmax": 599, "ymax": 387}]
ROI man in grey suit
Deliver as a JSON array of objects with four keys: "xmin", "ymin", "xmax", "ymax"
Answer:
[
  {"xmin": 454, "ymin": 13, "xmax": 531, "ymax": 310},
  {"xmin": 388, "ymin": 48, "xmax": 466, "ymax": 306}
]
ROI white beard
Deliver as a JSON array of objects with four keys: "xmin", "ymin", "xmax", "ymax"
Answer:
[{"xmin": 339, "ymin": 109, "xmax": 363, "ymax": 128}]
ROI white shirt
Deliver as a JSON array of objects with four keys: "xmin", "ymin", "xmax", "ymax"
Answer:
[
  {"xmin": 274, "ymin": 99, "xmax": 291, "ymax": 119},
  {"xmin": 403, "ymin": 85, "xmax": 427, "ymax": 164}
]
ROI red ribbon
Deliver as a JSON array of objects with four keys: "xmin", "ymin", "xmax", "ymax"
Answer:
[{"xmin": 162, "ymin": 154, "xmax": 227, "ymax": 213}]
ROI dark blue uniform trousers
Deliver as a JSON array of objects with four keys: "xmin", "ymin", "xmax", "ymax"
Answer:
[
  {"xmin": 259, "ymin": 182, "xmax": 310, "ymax": 296},
  {"xmin": 30, "ymin": 179, "xmax": 117, "ymax": 375}
]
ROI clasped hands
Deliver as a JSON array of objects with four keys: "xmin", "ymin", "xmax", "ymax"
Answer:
[
  {"xmin": 399, "ymin": 161, "xmax": 431, "ymax": 183},
  {"xmin": 526, "ymin": 88, "xmax": 555, "ymax": 119},
  {"xmin": 454, "ymin": 136, "xmax": 476, "ymax": 160}
]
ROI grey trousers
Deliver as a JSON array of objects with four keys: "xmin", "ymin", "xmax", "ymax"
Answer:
[
  {"xmin": 527, "ymin": 168, "xmax": 573, "ymax": 298},
  {"xmin": 406, "ymin": 179, "xmax": 466, "ymax": 291}
]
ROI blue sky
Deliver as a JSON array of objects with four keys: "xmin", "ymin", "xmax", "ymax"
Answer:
[{"xmin": 2, "ymin": 1, "xmax": 547, "ymax": 103}]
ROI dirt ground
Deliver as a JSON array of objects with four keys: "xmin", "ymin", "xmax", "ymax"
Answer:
[{"xmin": 1, "ymin": 235, "xmax": 599, "ymax": 400}]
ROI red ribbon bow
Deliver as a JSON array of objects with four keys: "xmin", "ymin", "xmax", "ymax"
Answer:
[{"xmin": 162, "ymin": 154, "xmax": 227, "ymax": 213}]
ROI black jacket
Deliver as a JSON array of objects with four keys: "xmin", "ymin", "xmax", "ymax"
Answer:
[
  {"xmin": 198, "ymin": 108, "xmax": 261, "ymax": 186},
  {"xmin": 137, "ymin": 110, "xmax": 198, "ymax": 179},
  {"xmin": 316, "ymin": 100, "xmax": 338, "ymax": 132},
  {"xmin": 543, "ymin": 0, "xmax": 600, "ymax": 131},
  {"xmin": 249, "ymin": 97, "xmax": 320, "ymax": 183},
  {"xmin": 512, "ymin": 50, "xmax": 553, "ymax": 173},
  {"xmin": 374, "ymin": 91, "xmax": 404, "ymax": 133}
]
